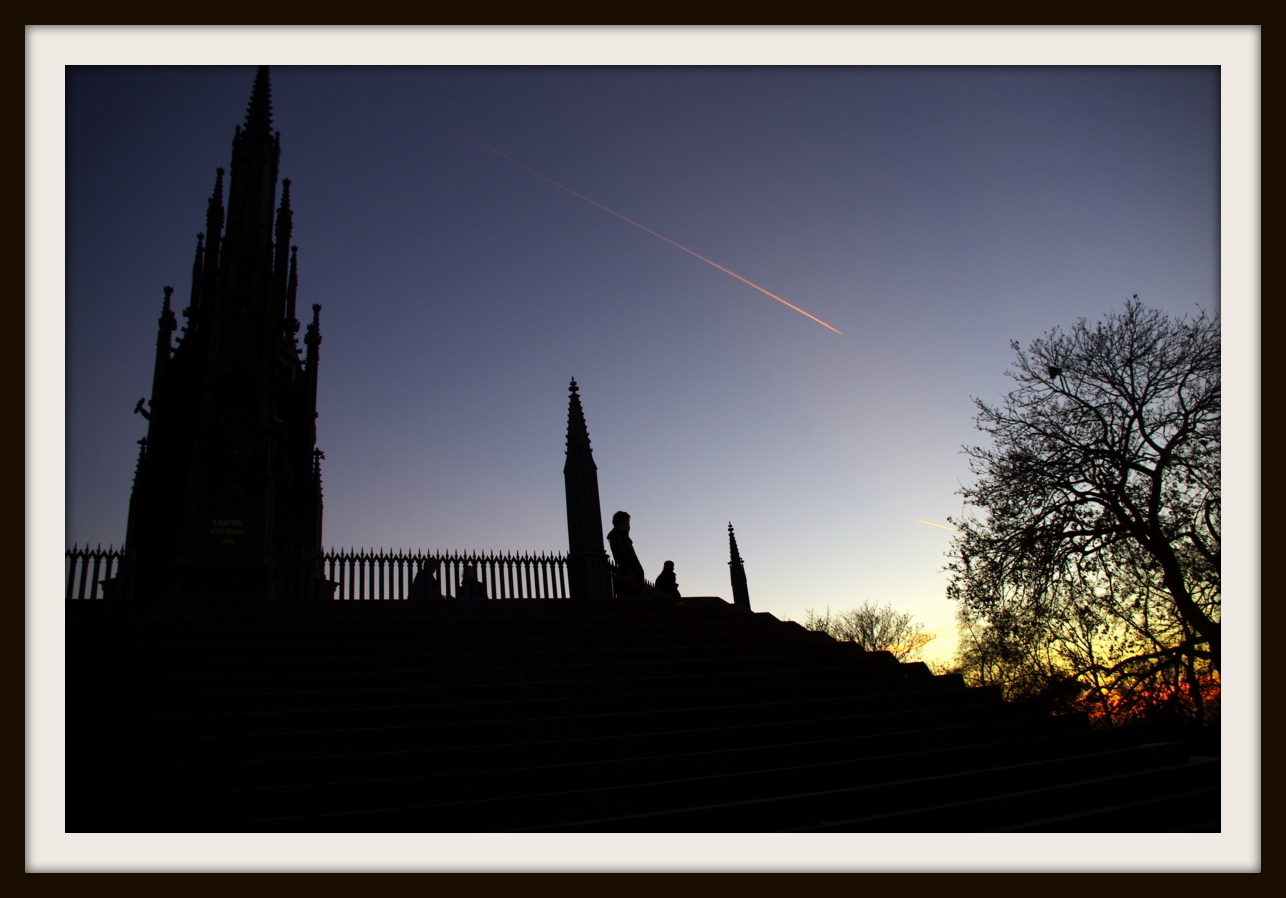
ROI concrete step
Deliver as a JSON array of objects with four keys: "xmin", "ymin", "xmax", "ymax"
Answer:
[
  {"xmin": 788, "ymin": 757, "xmax": 1222, "ymax": 833},
  {"xmin": 68, "ymin": 695, "xmax": 1049, "ymax": 776},
  {"xmin": 67, "ymin": 656, "xmax": 940, "ymax": 710},
  {"xmin": 72, "ymin": 720, "xmax": 1136, "ymax": 823},
  {"xmin": 179, "ymin": 743, "xmax": 1198, "ymax": 833},
  {"xmin": 69, "ymin": 713, "xmax": 1098, "ymax": 832},
  {"xmin": 69, "ymin": 682, "xmax": 1003, "ymax": 743},
  {"xmin": 66, "ymin": 637, "xmax": 879, "ymax": 671},
  {"xmin": 71, "ymin": 712, "xmax": 1093, "ymax": 803},
  {"xmin": 66, "ymin": 644, "xmax": 909, "ymax": 689},
  {"xmin": 515, "ymin": 747, "xmax": 1211, "ymax": 833},
  {"xmin": 69, "ymin": 666, "xmax": 961, "ymax": 720}
]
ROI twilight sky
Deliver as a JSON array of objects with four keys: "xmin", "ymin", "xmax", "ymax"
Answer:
[
  {"xmin": 64, "ymin": 62, "xmax": 1222, "ymax": 660},
  {"xmin": 37, "ymin": 28, "xmax": 1258, "ymax": 873}
]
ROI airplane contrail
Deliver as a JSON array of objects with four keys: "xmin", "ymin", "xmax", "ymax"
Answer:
[
  {"xmin": 346, "ymin": 75, "xmax": 842, "ymax": 335},
  {"xmin": 918, "ymin": 520, "xmax": 963, "ymax": 533}
]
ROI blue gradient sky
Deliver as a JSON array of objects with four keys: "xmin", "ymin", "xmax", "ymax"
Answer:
[{"xmin": 64, "ymin": 63, "xmax": 1221, "ymax": 660}]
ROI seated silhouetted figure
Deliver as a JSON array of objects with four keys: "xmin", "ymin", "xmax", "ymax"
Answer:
[
  {"xmin": 407, "ymin": 562, "xmax": 441, "ymax": 600},
  {"xmin": 607, "ymin": 510, "xmax": 646, "ymax": 598},
  {"xmin": 655, "ymin": 560, "xmax": 681, "ymax": 599},
  {"xmin": 457, "ymin": 564, "xmax": 488, "ymax": 599}
]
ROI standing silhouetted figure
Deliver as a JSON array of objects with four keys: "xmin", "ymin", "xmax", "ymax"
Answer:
[
  {"xmin": 457, "ymin": 564, "xmax": 488, "ymax": 599},
  {"xmin": 407, "ymin": 561, "xmax": 441, "ymax": 600},
  {"xmin": 607, "ymin": 511, "xmax": 646, "ymax": 598},
  {"xmin": 655, "ymin": 560, "xmax": 681, "ymax": 599}
]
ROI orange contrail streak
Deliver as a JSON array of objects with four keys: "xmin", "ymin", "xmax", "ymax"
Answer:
[
  {"xmin": 352, "ymin": 77, "xmax": 842, "ymax": 335},
  {"xmin": 918, "ymin": 520, "xmax": 963, "ymax": 533}
]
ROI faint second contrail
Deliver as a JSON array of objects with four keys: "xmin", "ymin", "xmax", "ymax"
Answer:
[{"xmin": 348, "ymin": 75, "xmax": 842, "ymax": 335}]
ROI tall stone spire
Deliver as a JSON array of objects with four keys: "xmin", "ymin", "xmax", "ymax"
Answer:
[
  {"xmin": 563, "ymin": 380, "xmax": 612, "ymax": 599},
  {"xmin": 727, "ymin": 522, "xmax": 752, "ymax": 611},
  {"xmin": 120, "ymin": 66, "xmax": 325, "ymax": 601}
]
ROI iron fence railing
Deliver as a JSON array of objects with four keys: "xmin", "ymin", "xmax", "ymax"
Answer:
[
  {"xmin": 319, "ymin": 549, "xmax": 568, "ymax": 601},
  {"xmin": 64, "ymin": 546, "xmax": 570, "ymax": 600},
  {"xmin": 64, "ymin": 545, "xmax": 126, "ymax": 600}
]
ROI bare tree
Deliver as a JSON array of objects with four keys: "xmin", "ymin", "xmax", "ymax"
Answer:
[
  {"xmin": 803, "ymin": 603, "xmax": 935, "ymax": 662},
  {"xmin": 946, "ymin": 299, "xmax": 1220, "ymax": 722}
]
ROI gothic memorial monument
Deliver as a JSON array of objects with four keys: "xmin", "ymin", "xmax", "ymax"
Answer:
[{"xmin": 119, "ymin": 67, "xmax": 327, "ymax": 600}]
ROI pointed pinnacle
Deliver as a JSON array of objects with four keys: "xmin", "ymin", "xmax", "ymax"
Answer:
[
  {"xmin": 728, "ymin": 523, "xmax": 744, "ymax": 563},
  {"xmin": 244, "ymin": 66, "xmax": 273, "ymax": 134},
  {"xmin": 565, "ymin": 379, "xmax": 593, "ymax": 455}
]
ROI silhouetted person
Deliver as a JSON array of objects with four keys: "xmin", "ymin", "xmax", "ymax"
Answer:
[
  {"xmin": 457, "ymin": 564, "xmax": 488, "ymax": 599},
  {"xmin": 655, "ymin": 560, "xmax": 681, "ymax": 599},
  {"xmin": 607, "ymin": 511, "xmax": 646, "ymax": 598},
  {"xmin": 407, "ymin": 562, "xmax": 441, "ymax": 600}
]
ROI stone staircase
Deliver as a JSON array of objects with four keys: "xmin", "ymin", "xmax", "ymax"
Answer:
[{"xmin": 65, "ymin": 598, "xmax": 1220, "ymax": 832}]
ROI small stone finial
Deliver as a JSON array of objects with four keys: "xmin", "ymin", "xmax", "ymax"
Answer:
[
  {"xmin": 202, "ymin": 170, "xmax": 225, "ymax": 266},
  {"xmin": 285, "ymin": 246, "xmax": 300, "ymax": 332},
  {"xmin": 158, "ymin": 286, "xmax": 177, "ymax": 336},
  {"xmin": 312, "ymin": 448, "xmax": 325, "ymax": 495},
  {"xmin": 305, "ymin": 303, "xmax": 322, "ymax": 349},
  {"xmin": 192, "ymin": 233, "xmax": 205, "ymax": 271},
  {"xmin": 274, "ymin": 183, "xmax": 296, "ymax": 322},
  {"xmin": 205, "ymin": 170, "xmax": 225, "ymax": 225},
  {"xmin": 276, "ymin": 180, "xmax": 293, "ymax": 228}
]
